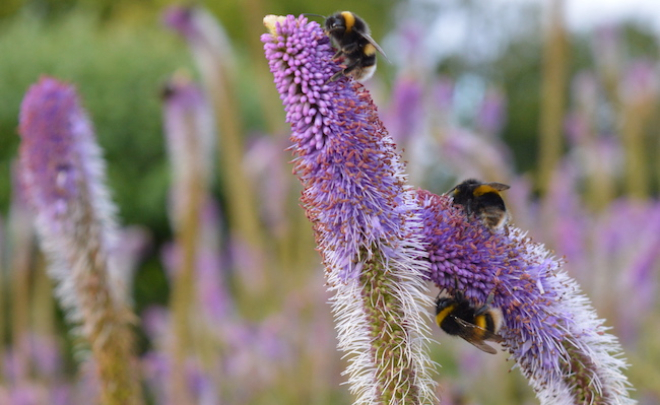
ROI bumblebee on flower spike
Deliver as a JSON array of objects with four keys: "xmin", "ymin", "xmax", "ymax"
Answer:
[
  {"xmin": 446, "ymin": 178, "xmax": 510, "ymax": 230},
  {"xmin": 435, "ymin": 280, "xmax": 504, "ymax": 354},
  {"xmin": 264, "ymin": 15, "xmax": 636, "ymax": 405},
  {"xmin": 306, "ymin": 11, "xmax": 388, "ymax": 82}
]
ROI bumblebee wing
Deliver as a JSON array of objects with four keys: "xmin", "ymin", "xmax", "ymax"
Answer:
[
  {"xmin": 484, "ymin": 182, "xmax": 510, "ymax": 191},
  {"xmin": 451, "ymin": 317, "xmax": 503, "ymax": 354},
  {"xmin": 360, "ymin": 33, "xmax": 390, "ymax": 63}
]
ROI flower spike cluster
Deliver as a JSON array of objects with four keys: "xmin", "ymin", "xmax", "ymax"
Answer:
[
  {"xmin": 18, "ymin": 77, "xmax": 142, "ymax": 405},
  {"xmin": 262, "ymin": 13, "xmax": 635, "ymax": 405},
  {"xmin": 417, "ymin": 190, "xmax": 635, "ymax": 405},
  {"xmin": 263, "ymin": 15, "xmax": 437, "ymax": 405}
]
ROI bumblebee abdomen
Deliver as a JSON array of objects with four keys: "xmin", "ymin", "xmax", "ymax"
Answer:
[{"xmin": 480, "ymin": 205, "xmax": 509, "ymax": 229}]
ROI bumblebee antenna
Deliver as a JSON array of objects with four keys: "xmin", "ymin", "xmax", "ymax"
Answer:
[{"xmin": 302, "ymin": 13, "xmax": 326, "ymax": 20}]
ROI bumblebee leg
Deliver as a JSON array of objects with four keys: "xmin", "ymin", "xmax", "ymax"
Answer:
[
  {"xmin": 332, "ymin": 49, "xmax": 344, "ymax": 60},
  {"xmin": 327, "ymin": 61, "xmax": 360, "ymax": 83},
  {"xmin": 475, "ymin": 292, "xmax": 495, "ymax": 316},
  {"xmin": 341, "ymin": 42, "xmax": 359, "ymax": 54},
  {"xmin": 328, "ymin": 70, "xmax": 344, "ymax": 82}
]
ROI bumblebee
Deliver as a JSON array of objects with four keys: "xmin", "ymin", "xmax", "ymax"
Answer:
[
  {"xmin": 435, "ymin": 289, "xmax": 504, "ymax": 354},
  {"xmin": 446, "ymin": 179, "xmax": 510, "ymax": 230},
  {"xmin": 323, "ymin": 11, "xmax": 387, "ymax": 82}
]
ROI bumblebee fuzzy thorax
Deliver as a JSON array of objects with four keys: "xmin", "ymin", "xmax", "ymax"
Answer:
[
  {"xmin": 322, "ymin": 11, "xmax": 385, "ymax": 82},
  {"xmin": 325, "ymin": 11, "xmax": 368, "ymax": 37},
  {"xmin": 447, "ymin": 179, "xmax": 510, "ymax": 230}
]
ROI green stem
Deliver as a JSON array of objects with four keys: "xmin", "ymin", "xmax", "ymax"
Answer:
[{"xmin": 537, "ymin": 0, "xmax": 568, "ymax": 195}]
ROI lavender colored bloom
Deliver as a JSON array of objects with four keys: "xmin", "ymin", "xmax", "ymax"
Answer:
[
  {"xmin": 164, "ymin": 4, "xmax": 266, "ymax": 255},
  {"xmin": 29, "ymin": 334, "xmax": 63, "ymax": 379},
  {"xmin": 386, "ymin": 76, "xmax": 424, "ymax": 144},
  {"xmin": 432, "ymin": 77, "xmax": 454, "ymax": 112},
  {"xmin": 243, "ymin": 135, "xmax": 291, "ymax": 236},
  {"xmin": 162, "ymin": 73, "xmax": 215, "ymax": 227},
  {"xmin": 440, "ymin": 127, "xmax": 513, "ymax": 180},
  {"xmin": 160, "ymin": 200, "xmax": 231, "ymax": 324},
  {"xmin": 18, "ymin": 77, "xmax": 142, "ymax": 405},
  {"xmin": 417, "ymin": 189, "xmax": 635, "ymax": 405},
  {"xmin": 263, "ymin": 15, "xmax": 436, "ymax": 404},
  {"xmin": 621, "ymin": 60, "xmax": 657, "ymax": 106},
  {"xmin": 476, "ymin": 87, "xmax": 506, "ymax": 136}
]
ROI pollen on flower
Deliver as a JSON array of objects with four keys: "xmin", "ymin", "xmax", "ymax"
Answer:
[{"xmin": 263, "ymin": 15, "xmax": 287, "ymax": 36}]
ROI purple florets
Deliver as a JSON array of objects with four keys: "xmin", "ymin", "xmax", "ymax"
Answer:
[
  {"xmin": 18, "ymin": 77, "xmax": 93, "ymax": 235},
  {"xmin": 263, "ymin": 16, "xmax": 413, "ymax": 281},
  {"xmin": 263, "ymin": 15, "xmax": 341, "ymax": 155},
  {"xmin": 418, "ymin": 189, "xmax": 633, "ymax": 403},
  {"xmin": 263, "ymin": 14, "xmax": 633, "ymax": 405}
]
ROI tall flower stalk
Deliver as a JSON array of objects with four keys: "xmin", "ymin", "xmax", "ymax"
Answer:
[
  {"xmin": 418, "ymin": 190, "xmax": 635, "ymax": 405},
  {"xmin": 263, "ymin": 15, "xmax": 437, "ymax": 404},
  {"xmin": 18, "ymin": 77, "xmax": 143, "ymax": 405},
  {"xmin": 537, "ymin": 0, "xmax": 568, "ymax": 194},
  {"xmin": 161, "ymin": 73, "xmax": 215, "ymax": 405},
  {"xmin": 164, "ymin": 5, "xmax": 265, "ymax": 254}
]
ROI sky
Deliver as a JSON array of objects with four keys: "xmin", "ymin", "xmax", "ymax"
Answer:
[
  {"xmin": 395, "ymin": 0, "xmax": 660, "ymax": 69},
  {"xmin": 563, "ymin": 0, "xmax": 660, "ymax": 33}
]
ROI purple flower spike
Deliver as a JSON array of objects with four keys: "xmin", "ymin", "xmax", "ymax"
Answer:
[
  {"xmin": 417, "ymin": 190, "xmax": 635, "ymax": 405},
  {"xmin": 18, "ymin": 77, "xmax": 142, "ymax": 405},
  {"xmin": 263, "ymin": 15, "xmax": 437, "ymax": 404},
  {"xmin": 162, "ymin": 73, "xmax": 215, "ymax": 227}
]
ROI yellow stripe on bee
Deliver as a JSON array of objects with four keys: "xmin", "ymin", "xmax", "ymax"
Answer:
[
  {"xmin": 473, "ymin": 185, "xmax": 500, "ymax": 197},
  {"xmin": 341, "ymin": 11, "xmax": 355, "ymax": 32},
  {"xmin": 363, "ymin": 43, "xmax": 376, "ymax": 56},
  {"xmin": 435, "ymin": 304, "xmax": 456, "ymax": 326}
]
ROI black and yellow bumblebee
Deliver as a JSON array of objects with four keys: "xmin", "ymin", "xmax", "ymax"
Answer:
[
  {"xmin": 322, "ymin": 11, "xmax": 388, "ymax": 82},
  {"xmin": 446, "ymin": 179, "xmax": 510, "ymax": 230},
  {"xmin": 435, "ymin": 289, "xmax": 504, "ymax": 354}
]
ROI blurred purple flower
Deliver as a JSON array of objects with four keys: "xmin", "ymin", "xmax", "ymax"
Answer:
[
  {"xmin": 385, "ymin": 76, "xmax": 425, "ymax": 144},
  {"xmin": 243, "ymin": 135, "xmax": 290, "ymax": 237},
  {"xmin": 162, "ymin": 73, "xmax": 214, "ymax": 228},
  {"xmin": 18, "ymin": 77, "xmax": 142, "ymax": 405},
  {"xmin": 109, "ymin": 225, "xmax": 151, "ymax": 304},
  {"xmin": 418, "ymin": 189, "xmax": 634, "ymax": 405},
  {"xmin": 476, "ymin": 87, "xmax": 507, "ymax": 136},
  {"xmin": 9, "ymin": 384, "xmax": 46, "ymax": 405},
  {"xmin": 621, "ymin": 60, "xmax": 658, "ymax": 106},
  {"xmin": 142, "ymin": 352, "xmax": 169, "ymax": 404},
  {"xmin": 49, "ymin": 385, "xmax": 72, "ymax": 405},
  {"xmin": 160, "ymin": 202, "xmax": 231, "ymax": 324},
  {"xmin": 440, "ymin": 127, "xmax": 513, "ymax": 180},
  {"xmin": 432, "ymin": 77, "xmax": 454, "ymax": 113},
  {"xmin": 592, "ymin": 24, "xmax": 621, "ymax": 72},
  {"xmin": 163, "ymin": 5, "xmax": 235, "ymax": 76},
  {"xmin": 542, "ymin": 163, "xmax": 588, "ymax": 269},
  {"xmin": 29, "ymin": 334, "xmax": 62, "ymax": 380},
  {"xmin": 588, "ymin": 200, "xmax": 660, "ymax": 345},
  {"xmin": 141, "ymin": 306, "xmax": 169, "ymax": 343},
  {"xmin": 263, "ymin": 15, "xmax": 436, "ymax": 404}
]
